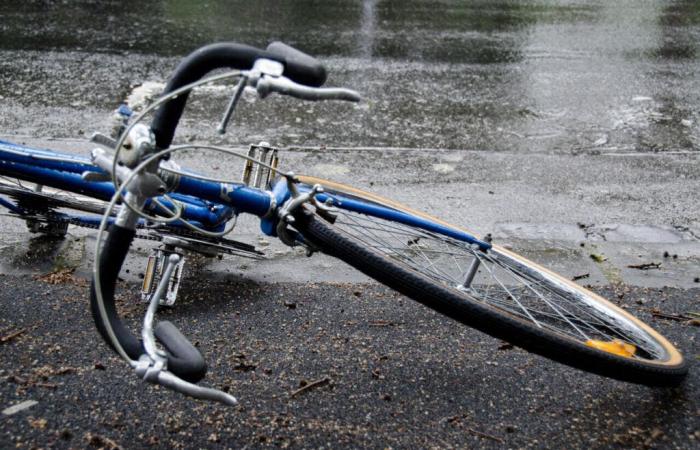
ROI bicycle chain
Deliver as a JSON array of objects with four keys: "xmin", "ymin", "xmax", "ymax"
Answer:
[{"xmin": 10, "ymin": 204, "xmax": 265, "ymax": 257}]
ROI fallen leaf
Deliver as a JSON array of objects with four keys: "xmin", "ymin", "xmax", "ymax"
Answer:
[{"xmin": 590, "ymin": 253, "xmax": 607, "ymax": 263}]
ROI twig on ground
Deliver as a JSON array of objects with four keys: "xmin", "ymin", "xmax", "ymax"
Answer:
[
  {"xmin": 85, "ymin": 432, "xmax": 122, "ymax": 450},
  {"xmin": 290, "ymin": 377, "xmax": 330, "ymax": 398},
  {"xmin": 0, "ymin": 328, "xmax": 26, "ymax": 344},
  {"xmin": 466, "ymin": 427, "xmax": 504, "ymax": 443},
  {"xmin": 652, "ymin": 312, "xmax": 692, "ymax": 322},
  {"xmin": 636, "ymin": 307, "xmax": 695, "ymax": 322},
  {"xmin": 627, "ymin": 262, "xmax": 661, "ymax": 270},
  {"xmin": 369, "ymin": 320, "xmax": 394, "ymax": 327}
]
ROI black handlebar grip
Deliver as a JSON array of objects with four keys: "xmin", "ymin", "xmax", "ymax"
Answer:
[
  {"xmin": 154, "ymin": 321, "xmax": 207, "ymax": 381},
  {"xmin": 266, "ymin": 42, "xmax": 327, "ymax": 88},
  {"xmin": 150, "ymin": 42, "xmax": 327, "ymax": 149},
  {"xmin": 90, "ymin": 224, "xmax": 207, "ymax": 383}
]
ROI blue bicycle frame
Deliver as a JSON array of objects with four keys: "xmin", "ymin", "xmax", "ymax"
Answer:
[{"xmin": 0, "ymin": 139, "xmax": 491, "ymax": 250}]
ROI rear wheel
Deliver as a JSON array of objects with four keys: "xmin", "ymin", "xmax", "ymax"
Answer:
[
  {"xmin": 0, "ymin": 177, "xmax": 110, "ymax": 236},
  {"xmin": 293, "ymin": 177, "xmax": 687, "ymax": 386}
]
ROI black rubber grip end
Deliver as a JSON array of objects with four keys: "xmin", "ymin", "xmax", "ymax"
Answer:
[
  {"xmin": 266, "ymin": 41, "xmax": 327, "ymax": 87},
  {"xmin": 155, "ymin": 321, "xmax": 207, "ymax": 383}
]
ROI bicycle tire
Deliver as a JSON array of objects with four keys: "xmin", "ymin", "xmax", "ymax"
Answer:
[{"xmin": 293, "ymin": 177, "xmax": 687, "ymax": 386}]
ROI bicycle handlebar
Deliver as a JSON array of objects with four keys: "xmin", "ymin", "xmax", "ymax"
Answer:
[
  {"xmin": 89, "ymin": 224, "xmax": 207, "ymax": 383},
  {"xmin": 91, "ymin": 41, "xmax": 357, "ymax": 401},
  {"xmin": 256, "ymin": 76, "xmax": 361, "ymax": 102},
  {"xmin": 151, "ymin": 42, "xmax": 327, "ymax": 149}
]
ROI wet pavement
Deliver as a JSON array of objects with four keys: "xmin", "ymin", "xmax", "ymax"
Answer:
[
  {"xmin": 1, "ymin": 0, "xmax": 699, "ymax": 448},
  {"xmin": 1, "ymin": 275, "xmax": 699, "ymax": 449},
  {"xmin": 1, "ymin": 0, "xmax": 699, "ymax": 153}
]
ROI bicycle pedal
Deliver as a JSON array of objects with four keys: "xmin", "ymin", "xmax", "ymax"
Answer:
[
  {"xmin": 242, "ymin": 142, "xmax": 279, "ymax": 189},
  {"xmin": 141, "ymin": 248, "xmax": 186, "ymax": 307}
]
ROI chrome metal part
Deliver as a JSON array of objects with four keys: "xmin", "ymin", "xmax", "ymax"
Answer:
[
  {"xmin": 253, "ymin": 146, "xmax": 270, "ymax": 188},
  {"xmin": 276, "ymin": 179, "xmax": 337, "ymax": 248},
  {"xmin": 141, "ymin": 248, "xmax": 185, "ymax": 306},
  {"xmin": 157, "ymin": 159, "xmax": 181, "ymax": 192},
  {"xmin": 141, "ymin": 365, "xmax": 238, "ymax": 406},
  {"xmin": 91, "ymin": 148, "xmax": 167, "ymax": 198},
  {"xmin": 216, "ymin": 75, "xmax": 248, "ymax": 135},
  {"xmin": 119, "ymin": 123, "xmax": 156, "ymax": 168},
  {"xmin": 133, "ymin": 354, "xmax": 237, "ymax": 406},
  {"xmin": 256, "ymin": 76, "xmax": 362, "ymax": 102},
  {"xmin": 90, "ymin": 132, "xmax": 118, "ymax": 150},
  {"xmin": 241, "ymin": 146, "xmax": 256, "ymax": 186},
  {"xmin": 134, "ymin": 252, "xmax": 236, "ymax": 405},
  {"xmin": 249, "ymin": 58, "xmax": 285, "ymax": 80},
  {"xmin": 458, "ymin": 244, "xmax": 482, "ymax": 290},
  {"xmin": 115, "ymin": 192, "xmax": 145, "ymax": 230},
  {"xmin": 81, "ymin": 171, "xmax": 111, "ymax": 182},
  {"xmin": 241, "ymin": 142, "xmax": 279, "ymax": 189},
  {"xmin": 142, "ymin": 253, "xmax": 181, "ymax": 359}
]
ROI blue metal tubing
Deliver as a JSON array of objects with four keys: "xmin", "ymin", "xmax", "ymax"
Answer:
[
  {"xmin": 0, "ymin": 140, "xmax": 97, "ymax": 175},
  {"xmin": 175, "ymin": 175, "xmax": 272, "ymax": 218},
  {"xmin": 0, "ymin": 159, "xmax": 115, "ymax": 200},
  {"xmin": 53, "ymin": 212, "xmax": 214, "ymax": 232},
  {"xmin": 0, "ymin": 140, "xmax": 271, "ymax": 222},
  {"xmin": 314, "ymin": 190, "xmax": 492, "ymax": 251},
  {"xmin": 0, "ymin": 159, "xmax": 231, "ymax": 228},
  {"xmin": 1, "ymin": 140, "xmax": 485, "ymax": 249}
]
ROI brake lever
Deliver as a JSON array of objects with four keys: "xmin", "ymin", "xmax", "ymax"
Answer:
[
  {"xmin": 136, "ymin": 253, "xmax": 238, "ymax": 406},
  {"xmin": 134, "ymin": 356, "xmax": 237, "ymax": 406},
  {"xmin": 256, "ymin": 75, "xmax": 361, "ymax": 102},
  {"xmin": 216, "ymin": 75, "xmax": 249, "ymax": 135}
]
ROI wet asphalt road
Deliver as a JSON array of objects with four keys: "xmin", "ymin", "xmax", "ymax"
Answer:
[
  {"xmin": 0, "ymin": 274, "xmax": 698, "ymax": 449},
  {"xmin": 1, "ymin": 0, "xmax": 699, "ymax": 448}
]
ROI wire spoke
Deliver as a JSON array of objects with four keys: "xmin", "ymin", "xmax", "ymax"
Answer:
[{"xmin": 326, "ymin": 206, "xmax": 666, "ymax": 360}]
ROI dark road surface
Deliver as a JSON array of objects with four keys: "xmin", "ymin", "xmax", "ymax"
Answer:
[
  {"xmin": 0, "ymin": 274, "xmax": 698, "ymax": 449},
  {"xmin": 1, "ymin": 0, "xmax": 699, "ymax": 448}
]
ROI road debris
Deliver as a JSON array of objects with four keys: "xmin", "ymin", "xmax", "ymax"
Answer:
[
  {"xmin": 466, "ymin": 427, "xmax": 505, "ymax": 443},
  {"xmin": 34, "ymin": 268, "xmax": 86, "ymax": 286},
  {"xmin": 590, "ymin": 253, "xmax": 607, "ymax": 263},
  {"xmin": 2, "ymin": 400, "xmax": 38, "ymax": 416},
  {"xmin": 290, "ymin": 377, "xmax": 331, "ymax": 398},
  {"xmin": 369, "ymin": 320, "xmax": 395, "ymax": 327},
  {"xmin": 0, "ymin": 327, "xmax": 26, "ymax": 344},
  {"xmin": 638, "ymin": 307, "xmax": 697, "ymax": 323},
  {"xmin": 627, "ymin": 262, "xmax": 661, "ymax": 270},
  {"xmin": 85, "ymin": 432, "xmax": 122, "ymax": 450}
]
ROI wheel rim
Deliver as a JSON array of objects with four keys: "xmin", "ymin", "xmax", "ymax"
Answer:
[
  {"xmin": 316, "ymin": 189, "xmax": 673, "ymax": 364},
  {"xmin": 0, "ymin": 176, "xmax": 108, "ymax": 215}
]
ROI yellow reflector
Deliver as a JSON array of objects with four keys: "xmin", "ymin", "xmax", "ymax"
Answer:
[{"xmin": 586, "ymin": 339, "xmax": 636, "ymax": 358}]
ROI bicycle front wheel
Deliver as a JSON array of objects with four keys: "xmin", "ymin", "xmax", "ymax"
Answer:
[{"xmin": 293, "ymin": 176, "xmax": 687, "ymax": 386}]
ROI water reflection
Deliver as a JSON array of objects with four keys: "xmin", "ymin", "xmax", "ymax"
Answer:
[
  {"xmin": 654, "ymin": 0, "xmax": 699, "ymax": 60},
  {"xmin": 359, "ymin": 0, "xmax": 378, "ymax": 59},
  {"xmin": 0, "ymin": 0, "xmax": 697, "ymax": 153}
]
